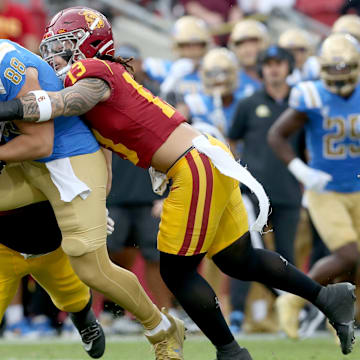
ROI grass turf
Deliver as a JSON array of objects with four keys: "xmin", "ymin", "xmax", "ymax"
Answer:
[{"xmin": 0, "ymin": 335, "xmax": 359, "ymax": 360}]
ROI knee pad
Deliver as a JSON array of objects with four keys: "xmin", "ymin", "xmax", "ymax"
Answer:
[{"xmin": 61, "ymin": 236, "xmax": 90, "ymax": 257}]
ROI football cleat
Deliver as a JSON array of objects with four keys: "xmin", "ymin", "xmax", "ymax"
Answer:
[
  {"xmin": 145, "ymin": 308, "xmax": 185, "ymax": 360},
  {"xmin": 315, "ymin": 282, "xmax": 356, "ymax": 355},
  {"xmin": 70, "ymin": 304, "xmax": 106, "ymax": 359},
  {"xmin": 79, "ymin": 320, "xmax": 105, "ymax": 358},
  {"xmin": 275, "ymin": 293, "xmax": 306, "ymax": 339}
]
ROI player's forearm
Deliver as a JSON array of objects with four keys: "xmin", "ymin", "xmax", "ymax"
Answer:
[
  {"xmin": 0, "ymin": 133, "xmax": 52, "ymax": 162},
  {"xmin": 0, "ymin": 78, "xmax": 109, "ymax": 123}
]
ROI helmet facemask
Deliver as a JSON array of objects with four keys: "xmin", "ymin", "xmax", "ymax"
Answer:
[
  {"xmin": 203, "ymin": 67, "xmax": 237, "ymax": 96},
  {"xmin": 319, "ymin": 33, "xmax": 360, "ymax": 97},
  {"xmin": 321, "ymin": 61, "xmax": 359, "ymax": 96},
  {"xmin": 40, "ymin": 29, "xmax": 90, "ymax": 79}
]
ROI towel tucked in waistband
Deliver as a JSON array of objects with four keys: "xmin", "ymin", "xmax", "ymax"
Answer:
[
  {"xmin": 192, "ymin": 135, "xmax": 270, "ymax": 233},
  {"xmin": 45, "ymin": 157, "xmax": 91, "ymax": 202}
]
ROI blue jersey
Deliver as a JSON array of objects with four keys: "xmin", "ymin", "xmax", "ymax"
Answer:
[
  {"xmin": 143, "ymin": 57, "xmax": 173, "ymax": 84},
  {"xmin": 185, "ymin": 88, "xmax": 245, "ymax": 135},
  {"xmin": 0, "ymin": 40, "xmax": 99, "ymax": 162},
  {"xmin": 237, "ymin": 69, "xmax": 262, "ymax": 98},
  {"xmin": 176, "ymin": 71, "xmax": 202, "ymax": 97},
  {"xmin": 287, "ymin": 56, "xmax": 320, "ymax": 86},
  {"xmin": 289, "ymin": 80, "xmax": 360, "ymax": 193}
]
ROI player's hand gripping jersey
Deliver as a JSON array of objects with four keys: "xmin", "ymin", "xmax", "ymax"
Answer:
[
  {"xmin": 64, "ymin": 58, "xmax": 185, "ymax": 168},
  {"xmin": 0, "ymin": 40, "xmax": 99, "ymax": 161},
  {"xmin": 289, "ymin": 80, "xmax": 360, "ymax": 192}
]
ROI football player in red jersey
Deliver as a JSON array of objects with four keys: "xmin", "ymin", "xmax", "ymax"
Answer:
[{"xmin": 0, "ymin": 7, "xmax": 357, "ymax": 359}]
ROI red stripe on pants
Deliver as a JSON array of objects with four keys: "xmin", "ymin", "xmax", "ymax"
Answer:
[
  {"xmin": 178, "ymin": 152, "xmax": 199, "ymax": 255},
  {"xmin": 194, "ymin": 153, "xmax": 213, "ymax": 254}
]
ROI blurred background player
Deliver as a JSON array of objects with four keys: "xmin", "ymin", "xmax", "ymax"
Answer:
[
  {"xmin": 0, "ymin": 201, "xmax": 105, "ymax": 358},
  {"xmin": 268, "ymin": 32, "xmax": 360, "ymax": 340},
  {"xmin": 184, "ymin": 47, "xmax": 243, "ymax": 134},
  {"xmin": 278, "ymin": 28, "xmax": 320, "ymax": 85},
  {"xmin": 332, "ymin": 14, "xmax": 360, "ymax": 41},
  {"xmin": 228, "ymin": 19, "xmax": 269, "ymax": 97},
  {"xmin": 159, "ymin": 15, "xmax": 212, "ymax": 117}
]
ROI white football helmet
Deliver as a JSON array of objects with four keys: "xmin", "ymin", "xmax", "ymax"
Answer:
[{"xmin": 319, "ymin": 33, "xmax": 360, "ymax": 96}]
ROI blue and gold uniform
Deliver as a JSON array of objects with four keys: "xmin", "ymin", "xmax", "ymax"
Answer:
[
  {"xmin": 0, "ymin": 40, "xmax": 108, "ymax": 257},
  {"xmin": 0, "ymin": 40, "xmax": 104, "ymax": 321},
  {"xmin": 289, "ymin": 80, "xmax": 360, "ymax": 250}
]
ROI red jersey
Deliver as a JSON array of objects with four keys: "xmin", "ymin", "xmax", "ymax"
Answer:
[{"xmin": 64, "ymin": 58, "xmax": 185, "ymax": 168}]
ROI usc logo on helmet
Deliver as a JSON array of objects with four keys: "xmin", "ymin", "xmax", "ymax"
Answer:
[{"xmin": 79, "ymin": 10, "xmax": 104, "ymax": 29}]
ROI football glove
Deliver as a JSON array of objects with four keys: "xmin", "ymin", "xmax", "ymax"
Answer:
[{"xmin": 288, "ymin": 158, "xmax": 332, "ymax": 192}]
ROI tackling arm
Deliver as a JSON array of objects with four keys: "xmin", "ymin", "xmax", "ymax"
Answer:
[{"xmin": 0, "ymin": 78, "xmax": 110, "ymax": 123}]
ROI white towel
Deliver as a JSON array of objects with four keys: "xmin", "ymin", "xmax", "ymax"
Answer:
[
  {"xmin": 192, "ymin": 135, "xmax": 270, "ymax": 233},
  {"xmin": 45, "ymin": 157, "xmax": 91, "ymax": 202}
]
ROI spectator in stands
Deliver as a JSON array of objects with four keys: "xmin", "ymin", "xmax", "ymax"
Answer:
[
  {"xmin": 180, "ymin": 0, "xmax": 242, "ymax": 27},
  {"xmin": 238, "ymin": 0, "xmax": 295, "ymax": 15},
  {"xmin": 179, "ymin": 0, "xmax": 243, "ymax": 45},
  {"xmin": 0, "ymin": 0, "xmax": 39, "ymax": 52},
  {"xmin": 295, "ymin": 0, "xmax": 343, "ymax": 26}
]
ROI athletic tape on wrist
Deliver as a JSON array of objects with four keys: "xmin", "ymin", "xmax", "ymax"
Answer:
[{"xmin": 29, "ymin": 90, "xmax": 52, "ymax": 122}]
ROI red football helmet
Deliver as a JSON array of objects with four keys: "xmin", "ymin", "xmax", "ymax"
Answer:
[{"xmin": 40, "ymin": 6, "xmax": 114, "ymax": 78}]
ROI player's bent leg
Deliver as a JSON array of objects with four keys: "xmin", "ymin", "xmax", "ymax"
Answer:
[
  {"xmin": 30, "ymin": 247, "xmax": 105, "ymax": 358},
  {"xmin": 67, "ymin": 245, "xmax": 185, "ymax": 360},
  {"xmin": 160, "ymin": 252, "xmax": 252, "ymax": 360}
]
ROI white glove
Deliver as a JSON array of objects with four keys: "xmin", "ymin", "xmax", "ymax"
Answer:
[
  {"xmin": 288, "ymin": 158, "xmax": 332, "ymax": 192},
  {"xmin": 160, "ymin": 58, "xmax": 194, "ymax": 94},
  {"xmin": 106, "ymin": 208, "xmax": 115, "ymax": 235}
]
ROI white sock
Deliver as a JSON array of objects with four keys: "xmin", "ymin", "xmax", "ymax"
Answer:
[
  {"xmin": 6, "ymin": 305, "xmax": 23, "ymax": 326},
  {"xmin": 145, "ymin": 313, "xmax": 171, "ymax": 336}
]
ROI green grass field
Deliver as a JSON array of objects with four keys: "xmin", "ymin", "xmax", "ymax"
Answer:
[{"xmin": 0, "ymin": 334, "xmax": 359, "ymax": 360}]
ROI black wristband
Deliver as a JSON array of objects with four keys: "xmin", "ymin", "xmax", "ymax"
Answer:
[{"xmin": 0, "ymin": 98, "xmax": 24, "ymax": 122}]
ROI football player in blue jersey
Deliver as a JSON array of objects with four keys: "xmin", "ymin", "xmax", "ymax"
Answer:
[
  {"xmin": 228, "ymin": 19, "xmax": 266, "ymax": 98},
  {"xmin": 278, "ymin": 28, "xmax": 320, "ymax": 86},
  {"xmin": 268, "ymin": 33, "xmax": 360, "ymax": 343},
  {"xmin": 0, "ymin": 35, "xmax": 183, "ymax": 357},
  {"xmin": 184, "ymin": 47, "xmax": 244, "ymax": 135},
  {"xmin": 160, "ymin": 15, "xmax": 211, "ymax": 117}
]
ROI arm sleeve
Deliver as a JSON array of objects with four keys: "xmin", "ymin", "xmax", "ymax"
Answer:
[{"xmin": 227, "ymin": 98, "xmax": 249, "ymax": 140}]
